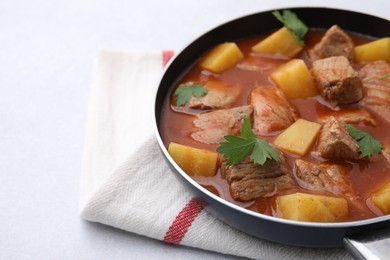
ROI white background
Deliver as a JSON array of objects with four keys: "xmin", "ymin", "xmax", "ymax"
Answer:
[{"xmin": 1, "ymin": 0, "xmax": 388, "ymax": 259}]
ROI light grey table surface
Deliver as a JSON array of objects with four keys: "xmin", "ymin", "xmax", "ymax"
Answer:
[{"xmin": 1, "ymin": 0, "xmax": 388, "ymax": 259}]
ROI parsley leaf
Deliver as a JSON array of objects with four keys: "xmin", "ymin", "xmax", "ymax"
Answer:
[
  {"xmin": 252, "ymin": 139, "xmax": 282, "ymax": 165},
  {"xmin": 272, "ymin": 10, "xmax": 308, "ymax": 46},
  {"xmin": 216, "ymin": 135, "xmax": 254, "ymax": 165},
  {"xmin": 217, "ymin": 117, "xmax": 281, "ymax": 165},
  {"xmin": 379, "ymin": 74, "xmax": 390, "ymax": 80},
  {"xmin": 345, "ymin": 124, "xmax": 383, "ymax": 158},
  {"xmin": 174, "ymin": 83, "xmax": 208, "ymax": 106}
]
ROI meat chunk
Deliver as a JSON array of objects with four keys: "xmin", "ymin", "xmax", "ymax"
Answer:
[
  {"xmin": 311, "ymin": 56, "xmax": 363, "ymax": 106},
  {"xmin": 318, "ymin": 108, "xmax": 376, "ymax": 126},
  {"xmin": 222, "ymin": 157, "xmax": 289, "ymax": 183},
  {"xmin": 221, "ymin": 158, "xmax": 295, "ymax": 201},
  {"xmin": 191, "ymin": 105, "xmax": 253, "ymax": 144},
  {"xmin": 360, "ymin": 61, "xmax": 390, "ymax": 84},
  {"xmin": 359, "ymin": 61, "xmax": 390, "ymax": 123},
  {"xmin": 185, "ymin": 81, "xmax": 239, "ymax": 109},
  {"xmin": 360, "ymin": 61, "xmax": 390, "ymax": 106},
  {"xmin": 309, "ymin": 25, "xmax": 354, "ymax": 61},
  {"xmin": 316, "ymin": 116, "xmax": 360, "ymax": 160},
  {"xmin": 250, "ymin": 87, "xmax": 298, "ymax": 136},
  {"xmin": 294, "ymin": 159, "xmax": 358, "ymax": 203},
  {"xmin": 295, "ymin": 159, "xmax": 350, "ymax": 194},
  {"xmin": 230, "ymin": 176, "xmax": 294, "ymax": 202}
]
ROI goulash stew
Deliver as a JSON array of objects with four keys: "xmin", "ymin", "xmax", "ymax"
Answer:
[{"xmin": 160, "ymin": 10, "xmax": 390, "ymax": 222}]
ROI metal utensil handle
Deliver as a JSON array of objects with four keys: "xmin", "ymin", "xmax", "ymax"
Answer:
[{"xmin": 343, "ymin": 227, "xmax": 390, "ymax": 260}]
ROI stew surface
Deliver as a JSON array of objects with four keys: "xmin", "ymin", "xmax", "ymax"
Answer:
[{"xmin": 160, "ymin": 28, "xmax": 390, "ymax": 222}]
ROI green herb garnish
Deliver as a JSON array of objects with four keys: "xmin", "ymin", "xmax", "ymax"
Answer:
[
  {"xmin": 345, "ymin": 124, "xmax": 383, "ymax": 157},
  {"xmin": 379, "ymin": 74, "xmax": 390, "ymax": 80},
  {"xmin": 217, "ymin": 117, "xmax": 281, "ymax": 165},
  {"xmin": 272, "ymin": 10, "xmax": 308, "ymax": 46},
  {"xmin": 174, "ymin": 83, "xmax": 208, "ymax": 106}
]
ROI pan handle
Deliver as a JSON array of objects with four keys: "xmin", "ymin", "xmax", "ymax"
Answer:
[{"xmin": 343, "ymin": 226, "xmax": 390, "ymax": 260}]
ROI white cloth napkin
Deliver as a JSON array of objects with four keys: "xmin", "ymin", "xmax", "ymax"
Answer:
[{"xmin": 79, "ymin": 49, "xmax": 352, "ymax": 259}]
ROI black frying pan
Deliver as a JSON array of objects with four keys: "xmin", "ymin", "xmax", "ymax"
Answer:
[{"xmin": 154, "ymin": 7, "xmax": 390, "ymax": 259}]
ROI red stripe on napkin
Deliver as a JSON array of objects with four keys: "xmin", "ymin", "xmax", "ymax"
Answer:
[
  {"xmin": 164, "ymin": 198, "xmax": 204, "ymax": 244},
  {"xmin": 162, "ymin": 50, "xmax": 175, "ymax": 68},
  {"xmin": 161, "ymin": 50, "xmax": 203, "ymax": 244}
]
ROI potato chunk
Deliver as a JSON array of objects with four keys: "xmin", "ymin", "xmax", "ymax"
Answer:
[
  {"xmin": 276, "ymin": 192, "xmax": 348, "ymax": 222},
  {"xmin": 354, "ymin": 37, "xmax": 390, "ymax": 62},
  {"xmin": 168, "ymin": 142, "xmax": 218, "ymax": 177},
  {"xmin": 274, "ymin": 119, "xmax": 321, "ymax": 156},
  {"xmin": 252, "ymin": 27, "xmax": 303, "ymax": 58},
  {"xmin": 199, "ymin": 42, "xmax": 244, "ymax": 73},
  {"xmin": 270, "ymin": 59, "xmax": 318, "ymax": 99},
  {"xmin": 370, "ymin": 182, "xmax": 390, "ymax": 214}
]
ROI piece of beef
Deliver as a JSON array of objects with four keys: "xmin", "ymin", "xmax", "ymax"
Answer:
[
  {"xmin": 318, "ymin": 108, "xmax": 376, "ymax": 126},
  {"xmin": 221, "ymin": 158, "xmax": 295, "ymax": 201},
  {"xmin": 230, "ymin": 176, "xmax": 295, "ymax": 202},
  {"xmin": 221, "ymin": 157, "xmax": 289, "ymax": 182},
  {"xmin": 309, "ymin": 25, "xmax": 355, "ymax": 61},
  {"xmin": 295, "ymin": 159, "xmax": 350, "ymax": 194},
  {"xmin": 360, "ymin": 61, "xmax": 390, "ymax": 106},
  {"xmin": 250, "ymin": 87, "xmax": 298, "ymax": 136},
  {"xmin": 294, "ymin": 159, "xmax": 359, "ymax": 204},
  {"xmin": 191, "ymin": 105, "xmax": 253, "ymax": 144},
  {"xmin": 311, "ymin": 56, "xmax": 363, "ymax": 106},
  {"xmin": 184, "ymin": 81, "xmax": 239, "ymax": 109},
  {"xmin": 359, "ymin": 61, "xmax": 390, "ymax": 123},
  {"xmin": 360, "ymin": 61, "xmax": 390, "ymax": 84},
  {"xmin": 316, "ymin": 116, "xmax": 360, "ymax": 160}
]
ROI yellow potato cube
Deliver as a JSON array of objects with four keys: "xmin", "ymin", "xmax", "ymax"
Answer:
[
  {"xmin": 370, "ymin": 182, "xmax": 390, "ymax": 214},
  {"xmin": 271, "ymin": 59, "xmax": 318, "ymax": 99},
  {"xmin": 168, "ymin": 142, "xmax": 218, "ymax": 177},
  {"xmin": 354, "ymin": 37, "xmax": 390, "ymax": 62},
  {"xmin": 252, "ymin": 27, "xmax": 303, "ymax": 58},
  {"xmin": 274, "ymin": 119, "xmax": 321, "ymax": 156},
  {"xmin": 276, "ymin": 193, "xmax": 349, "ymax": 222},
  {"xmin": 199, "ymin": 42, "xmax": 244, "ymax": 73}
]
